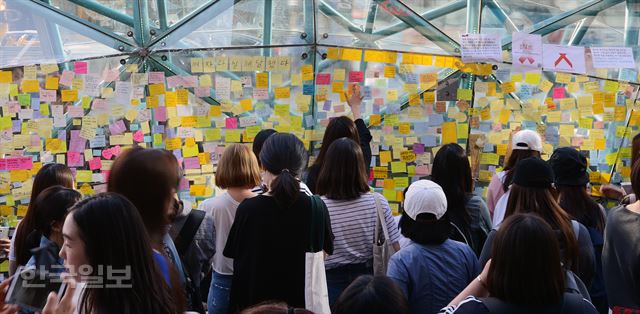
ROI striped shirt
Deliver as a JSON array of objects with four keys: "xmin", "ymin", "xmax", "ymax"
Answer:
[
  {"xmin": 322, "ymin": 192, "xmax": 401, "ymax": 269},
  {"xmin": 250, "ymin": 181, "xmax": 312, "ymax": 196}
]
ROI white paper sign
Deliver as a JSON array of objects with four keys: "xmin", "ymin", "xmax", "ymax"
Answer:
[
  {"xmin": 460, "ymin": 33, "xmax": 503, "ymax": 63},
  {"xmin": 590, "ymin": 47, "xmax": 636, "ymax": 69},
  {"xmin": 512, "ymin": 32, "xmax": 542, "ymax": 72},
  {"xmin": 542, "ymin": 44, "xmax": 586, "ymax": 74}
]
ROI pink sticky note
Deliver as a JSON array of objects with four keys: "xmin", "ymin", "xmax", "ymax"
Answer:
[
  {"xmin": 148, "ymin": 72, "xmax": 166, "ymax": 84},
  {"xmin": 102, "ymin": 170, "xmax": 110, "ymax": 182},
  {"xmin": 0, "ymin": 159, "xmax": 7, "ymax": 171},
  {"xmin": 112, "ymin": 145, "xmax": 122, "ymax": 157},
  {"xmin": 253, "ymin": 88, "xmax": 269, "ymax": 100},
  {"xmin": 102, "ymin": 68, "xmax": 119, "ymax": 82},
  {"xmin": 225, "ymin": 117, "xmax": 238, "ymax": 129},
  {"xmin": 133, "ymin": 130, "xmax": 144, "ymax": 142},
  {"xmin": 154, "ymin": 107, "xmax": 167, "ymax": 122},
  {"xmin": 195, "ymin": 87, "xmax": 210, "ymax": 97},
  {"xmin": 88, "ymin": 157, "xmax": 102, "ymax": 170},
  {"xmin": 553, "ymin": 87, "xmax": 565, "ymax": 99},
  {"xmin": 166, "ymin": 76, "xmax": 183, "ymax": 89},
  {"xmin": 415, "ymin": 165, "xmax": 431, "ymax": 175},
  {"xmin": 69, "ymin": 130, "xmax": 87, "ymax": 153},
  {"xmin": 374, "ymin": 98, "xmax": 385, "ymax": 106},
  {"xmin": 74, "ymin": 61, "xmax": 88, "ymax": 74},
  {"xmin": 101, "ymin": 149, "xmax": 113, "ymax": 160},
  {"xmin": 67, "ymin": 152, "xmax": 83, "ymax": 167},
  {"xmin": 183, "ymin": 157, "xmax": 201, "ymax": 169},
  {"xmin": 183, "ymin": 76, "xmax": 198, "ymax": 88},
  {"xmin": 179, "ymin": 177, "xmax": 189, "ymax": 191},
  {"xmin": 368, "ymin": 169, "xmax": 374, "ymax": 181},
  {"xmin": 59, "ymin": 70, "xmax": 75, "ymax": 87},
  {"xmin": 18, "ymin": 157, "xmax": 33, "ymax": 170},
  {"xmin": 67, "ymin": 106, "xmax": 84, "ymax": 118},
  {"xmin": 348, "ymin": 71, "xmax": 364, "ymax": 83},
  {"xmin": 39, "ymin": 90, "xmax": 56, "ymax": 102},
  {"xmin": 316, "ymin": 73, "xmax": 331, "ymax": 85}
]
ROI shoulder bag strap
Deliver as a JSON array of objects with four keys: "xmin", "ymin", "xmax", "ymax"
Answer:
[
  {"xmin": 174, "ymin": 209, "xmax": 206, "ymax": 257},
  {"xmin": 309, "ymin": 196, "xmax": 326, "ymax": 252},
  {"xmin": 373, "ymin": 194, "xmax": 390, "ymax": 242}
]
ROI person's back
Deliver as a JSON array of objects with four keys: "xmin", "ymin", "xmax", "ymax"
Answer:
[
  {"xmin": 388, "ymin": 239, "xmax": 478, "ymax": 314},
  {"xmin": 224, "ymin": 192, "xmax": 322, "ymax": 310},
  {"xmin": 441, "ymin": 294, "xmax": 597, "ymax": 314},
  {"xmin": 603, "ymin": 204, "xmax": 640, "ymax": 309}
]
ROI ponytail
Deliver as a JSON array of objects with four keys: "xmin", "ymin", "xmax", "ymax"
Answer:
[
  {"xmin": 259, "ymin": 134, "xmax": 307, "ymax": 208},
  {"xmin": 270, "ymin": 170, "xmax": 300, "ymax": 207}
]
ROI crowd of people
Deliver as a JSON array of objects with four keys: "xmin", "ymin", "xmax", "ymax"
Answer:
[{"xmin": 0, "ymin": 92, "xmax": 637, "ymax": 314}]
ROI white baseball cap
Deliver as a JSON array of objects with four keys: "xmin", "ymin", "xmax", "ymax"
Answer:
[
  {"xmin": 403, "ymin": 180, "xmax": 447, "ymax": 220},
  {"xmin": 512, "ymin": 129, "xmax": 543, "ymax": 152}
]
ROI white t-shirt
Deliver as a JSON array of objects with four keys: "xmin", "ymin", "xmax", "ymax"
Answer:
[
  {"xmin": 492, "ymin": 190, "xmax": 510, "ymax": 228},
  {"xmin": 198, "ymin": 192, "xmax": 240, "ymax": 275},
  {"xmin": 8, "ymin": 220, "xmax": 20, "ymax": 262}
]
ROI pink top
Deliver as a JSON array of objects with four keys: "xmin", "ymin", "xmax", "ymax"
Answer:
[{"xmin": 486, "ymin": 171, "xmax": 508, "ymax": 219}]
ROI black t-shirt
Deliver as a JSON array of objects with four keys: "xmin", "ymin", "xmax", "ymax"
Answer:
[
  {"xmin": 440, "ymin": 295, "xmax": 598, "ymax": 314},
  {"xmin": 223, "ymin": 193, "xmax": 334, "ymax": 312}
]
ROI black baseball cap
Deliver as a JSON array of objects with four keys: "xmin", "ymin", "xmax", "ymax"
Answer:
[
  {"xmin": 548, "ymin": 147, "xmax": 589, "ymax": 186},
  {"xmin": 513, "ymin": 157, "xmax": 554, "ymax": 189}
]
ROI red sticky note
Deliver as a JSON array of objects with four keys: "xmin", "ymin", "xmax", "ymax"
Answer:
[
  {"xmin": 316, "ymin": 73, "xmax": 331, "ymax": 85},
  {"xmin": 348, "ymin": 71, "xmax": 364, "ymax": 83},
  {"xmin": 74, "ymin": 61, "xmax": 88, "ymax": 74},
  {"xmin": 225, "ymin": 117, "xmax": 237, "ymax": 129},
  {"xmin": 88, "ymin": 157, "xmax": 102, "ymax": 170},
  {"xmin": 553, "ymin": 87, "xmax": 565, "ymax": 99}
]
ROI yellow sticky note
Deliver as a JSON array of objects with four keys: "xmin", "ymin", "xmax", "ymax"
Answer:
[
  {"xmin": 45, "ymin": 76, "xmax": 59, "ymax": 90},
  {"xmin": 380, "ymin": 151, "xmax": 392, "ymax": 164},
  {"xmin": 274, "ymin": 87, "xmax": 291, "ymax": 99},
  {"xmin": 384, "ymin": 66, "xmax": 396, "ymax": 78},
  {"xmin": 340, "ymin": 48, "xmax": 362, "ymax": 61},
  {"xmin": 21, "ymin": 80, "xmax": 39, "ymax": 93},
  {"xmin": 501, "ymin": 82, "xmax": 516, "ymax": 94},
  {"xmin": 256, "ymin": 73, "xmax": 269, "ymax": 89},
  {"xmin": 390, "ymin": 162, "xmax": 407, "ymax": 173},
  {"xmin": 442, "ymin": 122, "xmax": 457, "ymax": 144},
  {"xmin": 61, "ymin": 89, "xmax": 78, "ymax": 102},
  {"xmin": 301, "ymin": 64, "xmax": 314, "ymax": 81},
  {"xmin": 525, "ymin": 72, "xmax": 541, "ymax": 85}
]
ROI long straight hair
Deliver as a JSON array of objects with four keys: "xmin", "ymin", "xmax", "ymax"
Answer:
[
  {"xmin": 431, "ymin": 143, "xmax": 472, "ymax": 232},
  {"xmin": 70, "ymin": 193, "xmax": 181, "ymax": 314},
  {"xmin": 487, "ymin": 214, "xmax": 565, "ymax": 305},
  {"xmin": 15, "ymin": 163, "xmax": 74, "ymax": 266},
  {"xmin": 260, "ymin": 133, "xmax": 307, "ymax": 207},
  {"xmin": 556, "ymin": 185, "xmax": 605, "ymax": 232},
  {"xmin": 316, "ymin": 138, "xmax": 370, "ymax": 200},
  {"xmin": 505, "ymin": 184, "xmax": 579, "ymax": 273},
  {"xmin": 30, "ymin": 186, "xmax": 81, "ymax": 241},
  {"xmin": 632, "ymin": 133, "xmax": 640, "ymax": 168}
]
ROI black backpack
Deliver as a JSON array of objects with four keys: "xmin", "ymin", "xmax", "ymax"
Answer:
[{"xmin": 174, "ymin": 209, "xmax": 207, "ymax": 314}]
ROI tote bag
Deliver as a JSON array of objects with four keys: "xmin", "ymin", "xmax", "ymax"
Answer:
[
  {"xmin": 305, "ymin": 196, "xmax": 331, "ymax": 314},
  {"xmin": 373, "ymin": 194, "xmax": 395, "ymax": 276}
]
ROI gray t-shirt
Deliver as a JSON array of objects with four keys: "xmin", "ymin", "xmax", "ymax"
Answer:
[{"xmin": 603, "ymin": 205, "xmax": 640, "ymax": 308}]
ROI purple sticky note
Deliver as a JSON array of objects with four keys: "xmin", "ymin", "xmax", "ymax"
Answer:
[
  {"xmin": 322, "ymin": 100, "xmax": 332, "ymax": 111},
  {"xmin": 69, "ymin": 130, "xmax": 87, "ymax": 153},
  {"xmin": 109, "ymin": 120, "xmax": 127, "ymax": 135},
  {"xmin": 413, "ymin": 143, "xmax": 425, "ymax": 155},
  {"xmin": 183, "ymin": 157, "xmax": 201, "ymax": 169}
]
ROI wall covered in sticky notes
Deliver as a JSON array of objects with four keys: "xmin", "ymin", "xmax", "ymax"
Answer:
[{"xmin": 0, "ymin": 46, "xmax": 638, "ymax": 219}]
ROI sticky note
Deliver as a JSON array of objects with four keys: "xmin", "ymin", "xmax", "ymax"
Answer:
[{"xmin": 441, "ymin": 122, "xmax": 457, "ymax": 144}]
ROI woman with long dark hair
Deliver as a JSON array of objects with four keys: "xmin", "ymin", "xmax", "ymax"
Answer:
[
  {"xmin": 24, "ymin": 186, "xmax": 81, "ymax": 271},
  {"xmin": 10, "ymin": 163, "xmax": 74, "ymax": 275},
  {"xmin": 431, "ymin": 143, "xmax": 491, "ymax": 255},
  {"xmin": 304, "ymin": 89, "xmax": 372, "ymax": 194},
  {"xmin": 549, "ymin": 147, "xmax": 607, "ymax": 312},
  {"xmin": 316, "ymin": 138, "xmax": 400, "ymax": 305},
  {"xmin": 486, "ymin": 129, "xmax": 542, "ymax": 219},
  {"xmin": 107, "ymin": 147, "xmax": 188, "ymax": 310},
  {"xmin": 53, "ymin": 193, "xmax": 179, "ymax": 313},
  {"xmin": 224, "ymin": 133, "xmax": 334, "ymax": 312},
  {"xmin": 442, "ymin": 214, "xmax": 598, "ymax": 314},
  {"xmin": 388, "ymin": 180, "xmax": 479, "ymax": 314},
  {"xmin": 479, "ymin": 158, "xmax": 595, "ymax": 289}
]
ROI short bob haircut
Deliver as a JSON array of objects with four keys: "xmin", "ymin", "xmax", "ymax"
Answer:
[
  {"xmin": 333, "ymin": 275, "xmax": 410, "ymax": 314},
  {"xmin": 107, "ymin": 146, "xmax": 180, "ymax": 238},
  {"xmin": 487, "ymin": 213, "xmax": 565, "ymax": 305},
  {"xmin": 215, "ymin": 144, "xmax": 261, "ymax": 189},
  {"xmin": 316, "ymin": 137, "xmax": 369, "ymax": 200}
]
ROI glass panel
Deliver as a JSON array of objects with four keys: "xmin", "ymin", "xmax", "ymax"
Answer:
[
  {"xmin": 46, "ymin": 0, "xmax": 135, "ymax": 43},
  {"xmin": 162, "ymin": 0, "xmax": 309, "ymax": 50},
  {"xmin": 0, "ymin": 2, "xmax": 122, "ymax": 68},
  {"xmin": 485, "ymin": 0, "xmax": 594, "ymax": 31},
  {"xmin": 148, "ymin": 0, "xmax": 210, "ymax": 29}
]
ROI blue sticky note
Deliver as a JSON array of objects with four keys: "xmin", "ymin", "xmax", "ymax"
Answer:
[
  {"xmin": 428, "ymin": 114, "xmax": 444, "ymax": 126},
  {"xmin": 129, "ymin": 124, "xmax": 139, "ymax": 131},
  {"xmin": 303, "ymin": 84, "xmax": 314, "ymax": 95},
  {"xmin": 421, "ymin": 135, "xmax": 437, "ymax": 147}
]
